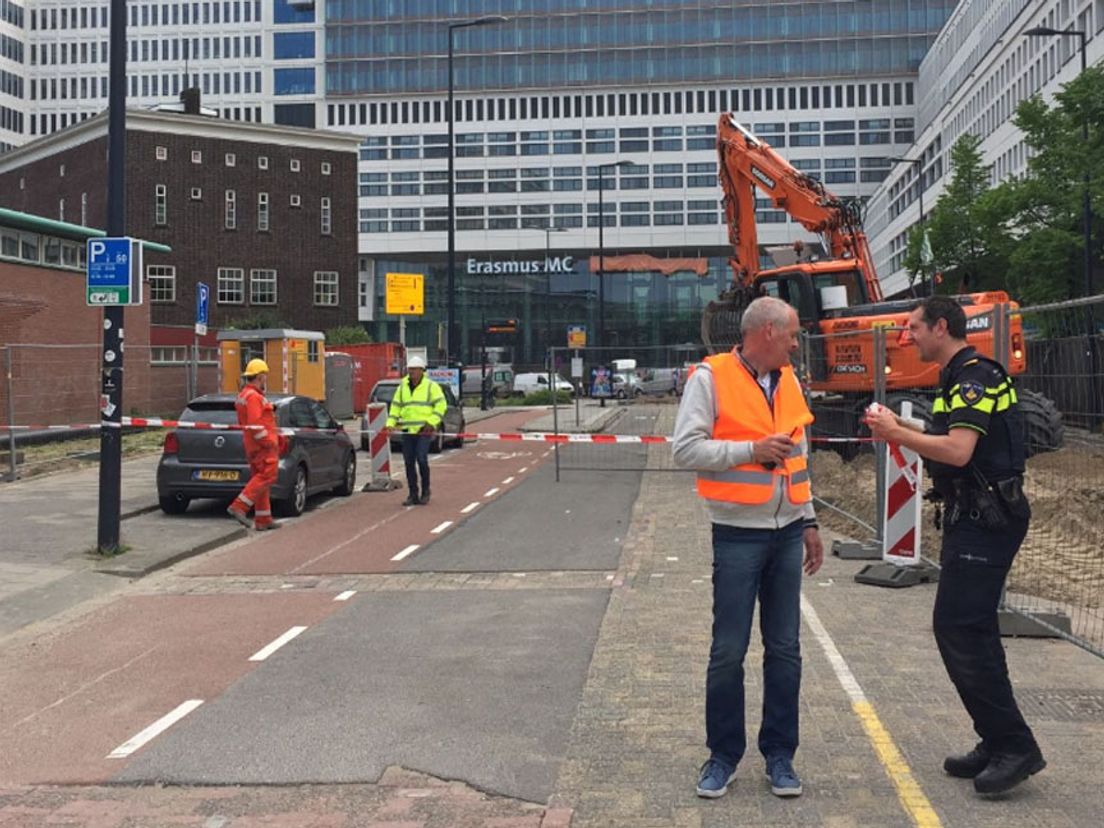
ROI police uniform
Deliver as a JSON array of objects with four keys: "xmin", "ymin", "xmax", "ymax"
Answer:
[{"xmin": 928, "ymin": 345, "xmax": 1039, "ymax": 761}]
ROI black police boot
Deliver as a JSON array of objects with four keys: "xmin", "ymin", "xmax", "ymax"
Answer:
[
  {"xmin": 943, "ymin": 744, "xmax": 990, "ymax": 778},
  {"xmin": 402, "ymin": 494, "xmax": 420, "ymax": 507},
  {"xmin": 418, "ymin": 489, "xmax": 431, "ymax": 505},
  {"xmin": 973, "ymin": 746, "xmax": 1046, "ymax": 795}
]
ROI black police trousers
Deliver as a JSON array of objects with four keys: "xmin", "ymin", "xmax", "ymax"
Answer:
[{"xmin": 933, "ymin": 514, "xmax": 1038, "ymax": 755}]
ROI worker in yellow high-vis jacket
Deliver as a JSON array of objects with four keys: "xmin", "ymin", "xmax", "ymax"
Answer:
[{"xmin": 386, "ymin": 355, "xmax": 447, "ymax": 506}]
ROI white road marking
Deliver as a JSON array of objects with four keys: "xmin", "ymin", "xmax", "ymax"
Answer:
[
  {"xmin": 248, "ymin": 626, "xmax": 308, "ymax": 662},
  {"xmin": 650, "ymin": 573, "xmax": 665, "ymax": 578},
  {"xmin": 461, "ymin": 501, "xmax": 480, "ymax": 514},
  {"xmin": 107, "ymin": 699, "xmax": 204, "ymax": 759},
  {"xmin": 431, "ymin": 521, "xmax": 453, "ymax": 534},
  {"xmin": 666, "ymin": 556, "xmax": 679, "ymax": 561},
  {"xmin": 392, "ymin": 544, "xmax": 420, "ymax": 561},
  {"xmin": 484, "ymin": 487, "xmax": 500, "ymax": 497},
  {"xmin": 501, "ymin": 476, "xmax": 515, "ymax": 485},
  {"xmin": 518, "ymin": 467, "xmax": 528, "ymax": 473},
  {"xmin": 334, "ymin": 590, "xmax": 356, "ymax": 602}
]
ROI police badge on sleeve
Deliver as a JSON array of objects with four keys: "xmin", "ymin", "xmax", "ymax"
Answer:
[{"xmin": 960, "ymin": 381, "xmax": 985, "ymax": 404}]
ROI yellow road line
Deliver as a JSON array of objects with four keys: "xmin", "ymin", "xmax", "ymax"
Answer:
[{"xmin": 801, "ymin": 595, "xmax": 943, "ymax": 828}]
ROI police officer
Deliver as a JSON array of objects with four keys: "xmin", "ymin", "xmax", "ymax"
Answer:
[{"xmin": 865, "ymin": 296, "xmax": 1044, "ymax": 796}]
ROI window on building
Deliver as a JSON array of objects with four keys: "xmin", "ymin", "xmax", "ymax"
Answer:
[
  {"xmin": 290, "ymin": 194, "xmax": 301, "ymax": 207},
  {"xmin": 154, "ymin": 184, "xmax": 167, "ymax": 225},
  {"xmin": 217, "ymin": 267, "xmax": 244, "ymax": 303},
  {"xmin": 255, "ymin": 192, "xmax": 270, "ymax": 231},
  {"xmin": 191, "ymin": 149, "xmax": 202, "ymax": 164},
  {"xmin": 321, "ymin": 197, "xmax": 332, "ymax": 234},
  {"xmin": 155, "ymin": 145, "xmax": 167, "ymax": 161},
  {"xmin": 224, "ymin": 190, "xmax": 236, "ymax": 229},
  {"xmin": 290, "ymin": 158, "xmax": 300, "ymax": 172},
  {"xmin": 313, "ymin": 271, "xmax": 338, "ymax": 305},
  {"xmin": 250, "ymin": 269, "xmax": 277, "ymax": 304},
  {"xmin": 225, "ymin": 152, "xmax": 236, "ymax": 167},
  {"xmin": 258, "ymin": 155, "xmax": 269, "ymax": 169},
  {"xmin": 321, "ymin": 161, "xmax": 331, "ymax": 175},
  {"xmin": 147, "ymin": 265, "xmax": 176, "ymax": 302},
  {"xmin": 191, "ymin": 187, "xmax": 203, "ymax": 200}
]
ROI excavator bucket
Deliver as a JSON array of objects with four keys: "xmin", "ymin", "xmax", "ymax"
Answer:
[{"xmin": 701, "ymin": 284, "xmax": 758, "ymax": 353}]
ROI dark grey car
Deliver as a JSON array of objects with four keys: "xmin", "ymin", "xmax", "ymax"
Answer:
[
  {"xmin": 157, "ymin": 394, "xmax": 357, "ymax": 516},
  {"xmin": 359, "ymin": 379, "xmax": 465, "ymax": 454}
]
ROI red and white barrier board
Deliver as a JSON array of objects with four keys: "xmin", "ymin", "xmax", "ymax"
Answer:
[{"xmin": 882, "ymin": 404, "xmax": 924, "ymax": 566}]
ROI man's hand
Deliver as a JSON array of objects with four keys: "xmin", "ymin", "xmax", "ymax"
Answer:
[
  {"xmin": 803, "ymin": 527, "xmax": 824, "ymax": 575},
  {"xmin": 752, "ymin": 433, "xmax": 795, "ymax": 465},
  {"xmin": 420, "ymin": 425, "xmax": 435, "ymax": 436}
]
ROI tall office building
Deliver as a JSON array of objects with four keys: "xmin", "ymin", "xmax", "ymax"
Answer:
[
  {"xmin": 3, "ymin": 1, "xmax": 962, "ymax": 363},
  {"xmin": 333, "ymin": 1, "xmax": 960, "ymax": 362},
  {"xmin": 866, "ymin": 0, "xmax": 1103, "ymax": 297}
]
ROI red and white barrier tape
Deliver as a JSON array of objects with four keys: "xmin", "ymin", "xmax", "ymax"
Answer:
[{"xmin": 2, "ymin": 418, "xmax": 880, "ymax": 446}]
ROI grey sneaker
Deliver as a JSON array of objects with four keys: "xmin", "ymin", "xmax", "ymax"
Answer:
[
  {"xmin": 696, "ymin": 758, "xmax": 737, "ymax": 798},
  {"xmin": 766, "ymin": 756, "xmax": 803, "ymax": 797}
]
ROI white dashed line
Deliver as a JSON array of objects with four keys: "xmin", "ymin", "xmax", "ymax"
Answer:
[
  {"xmin": 391, "ymin": 544, "xmax": 420, "ymax": 561},
  {"xmin": 249, "ymin": 626, "xmax": 308, "ymax": 662},
  {"xmin": 107, "ymin": 700, "xmax": 204, "ymax": 758},
  {"xmin": 502, "ymin": 476, "xmax": 515, "ymax": 485},
  {"xmin": 334, "ymin": 591, "xmax": 356, "ymax": 602},
  {"xmin": 431, "ymin": 521, "xmax": 453, "ymax": 534},
  {"xmin": 518, "ymin": 467, "xmax": 528, "ymax": 473},
  {"xmin": 461, "ymin": 502, "xmax": 480, "ymax": 514},
  {"xmin": 484, "ymin": 487, "xmax": 500, "ymax": 497},
  {"xmin": 666, "ymin": 556, "xmax": 679, "ymax": 561}
]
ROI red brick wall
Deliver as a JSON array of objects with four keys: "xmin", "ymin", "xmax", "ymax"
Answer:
[{"xmin": 0, "ymin": 259, "xmax": 152, "ymax": 426}]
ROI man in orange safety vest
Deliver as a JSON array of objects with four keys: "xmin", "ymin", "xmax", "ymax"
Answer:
[
  {"xmin": 227, "ymin": 358, "xmax": 281, "ymax": 531},
  {"xmin": 673, "ymin": 296, "xmax": 823, "ymax": 801}
]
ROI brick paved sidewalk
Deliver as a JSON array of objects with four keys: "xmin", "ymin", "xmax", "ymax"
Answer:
[{"xmin": 549, "ymin": 408, "xmax": 1104, "ymax": 827}]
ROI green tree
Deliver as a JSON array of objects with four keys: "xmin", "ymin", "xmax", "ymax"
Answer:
[
  {"xmin": 903, "ymin": 133, "xmax": 1009, "ymax": 294},
  {"xmin": 988, "ymin": 65, "xmax": 1104, "ymax": 301},
  {"xmin": 223, "ymin": 311, "xmax": 290, "ymax": 330},
  {"xmin": 326, "ymin": 325, "xmax": 373, "ymax": 345}
]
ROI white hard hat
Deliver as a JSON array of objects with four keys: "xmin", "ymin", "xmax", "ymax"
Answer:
[{"xmin": 407, "ymin": 355, "xmax": 427, "ymax": 369}]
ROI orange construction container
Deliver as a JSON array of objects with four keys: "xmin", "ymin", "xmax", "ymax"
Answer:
[{"xmin": 331, "ymin": 342, "xmax": 405, "ymax": 413}]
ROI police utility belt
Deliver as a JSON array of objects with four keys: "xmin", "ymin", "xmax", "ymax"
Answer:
[{"xmin": 927, "ymin": 467, "xmax": 1028, "ymax": 531}]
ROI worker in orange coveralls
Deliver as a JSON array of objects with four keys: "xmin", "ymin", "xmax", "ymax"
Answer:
[{"xmin": 227, "ymin": 358, "xmax": 281, "ymax": 531}]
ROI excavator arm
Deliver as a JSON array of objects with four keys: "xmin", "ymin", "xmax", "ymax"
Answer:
[{"xmin": 715, "ymin": 115, "xmax": 883, "ymax": 303}]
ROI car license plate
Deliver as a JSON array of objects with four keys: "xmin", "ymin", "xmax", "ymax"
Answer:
[{"xmin": 194, "ymin": 469, "xmax": 241, "ymax": 482}]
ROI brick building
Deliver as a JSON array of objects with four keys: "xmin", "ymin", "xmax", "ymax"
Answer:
[
  {"xmin": 0, "ymin": 208, "xmax": 155, "ymax": 426},
  {"xmin": 0, "ymin": 102, "xmax": 360, "ymax": 334}
]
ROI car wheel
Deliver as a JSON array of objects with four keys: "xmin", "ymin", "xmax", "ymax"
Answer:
[
  {"xmin": 334, "ymin": 452, "xmax": 356, "ymax": 496},
  {"xmin": 276, "ymin": 465, "xmax": 308, "ymax": 517},
  {"xmin": 158, "ymin": 493, "xmax": 190, "ymax": 515},
  {"xmin": 453, "ymin": 419, "xmax": 466, "ymax": 448}
]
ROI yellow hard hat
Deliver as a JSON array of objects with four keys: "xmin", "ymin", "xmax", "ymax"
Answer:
[{"xmin": 243, "ymin": 358, "xmax": 269, "ymax": 377}]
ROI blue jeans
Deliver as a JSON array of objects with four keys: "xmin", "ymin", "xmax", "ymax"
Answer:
[
  {"xmin": 400, "ymin": 433, "xmax": 432, "ymax": 497},
  {"xmin": 706, "ymin": 520, "xmax": 804, "ymax": 767}
]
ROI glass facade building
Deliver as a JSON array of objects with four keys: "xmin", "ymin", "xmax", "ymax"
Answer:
[{"xmin": 326, "ymin": 1, "xmax": 958, "ymax": 95}]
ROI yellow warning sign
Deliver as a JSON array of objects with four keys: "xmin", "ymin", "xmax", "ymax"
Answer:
[{"xmin": 385, "ymin": 272, "xmax": 424, "ymax": 316}]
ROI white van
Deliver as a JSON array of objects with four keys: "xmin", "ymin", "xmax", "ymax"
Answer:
[{"xmin": 513, "ymin": 372, "xmax": 575, "ymax": 397}]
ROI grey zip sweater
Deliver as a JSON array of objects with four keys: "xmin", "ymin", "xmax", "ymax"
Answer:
[{"xmin": 672, "ymin": 359, "xmax": 817, "ymax": 530}]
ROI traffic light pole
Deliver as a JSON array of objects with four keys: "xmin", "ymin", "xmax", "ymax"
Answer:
[{"xmin": 97, "ymin": 0, "xmax": 127, "ymax": 554}]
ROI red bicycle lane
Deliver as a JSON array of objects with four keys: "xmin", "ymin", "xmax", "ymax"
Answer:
[{"xmin": 182, "ymin": 408, "xmax": 554, "ymax": 578}]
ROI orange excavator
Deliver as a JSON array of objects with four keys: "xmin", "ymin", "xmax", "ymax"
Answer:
[{"xmin": 704, "ymin": 115, "xmax": 1063, "ymax": 452}]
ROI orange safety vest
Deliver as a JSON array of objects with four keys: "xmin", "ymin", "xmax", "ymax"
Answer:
[
  {"xmin": 696, "ymin": 352, "xmax": 814, "ymax": 506},
  {"xmin": 236, "ymin": 384, "xmax": 278, "ymax": 456}
]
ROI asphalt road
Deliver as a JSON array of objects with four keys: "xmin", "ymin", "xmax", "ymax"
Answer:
[{"xmin": 0, "ymin": 407, "xmax": 648, "ymax": 803}]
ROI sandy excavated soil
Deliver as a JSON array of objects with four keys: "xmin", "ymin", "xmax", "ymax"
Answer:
[{"xmin": 810, "ymin": 436, "xmax": 1104, "ymax": 612}]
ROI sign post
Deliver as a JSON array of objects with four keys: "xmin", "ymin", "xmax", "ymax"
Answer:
[
  {"xmin": 191, "ymin": 282, "xmax": 209, "ymax": 400},
  {"xmin": 97, "ymin": 0, "xmax": 128, "ymax": 555},
  {"xmin": 386, "ymin": 272, "xmax": 424, "ymax": 350}
]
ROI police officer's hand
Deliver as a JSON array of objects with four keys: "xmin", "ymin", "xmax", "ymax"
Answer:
[
  {"xmin": 803, "ymin": 527, "xmax": 824, "ymax": 575},
  {"xmin": 752, "ymin": 433, "xmax": 795, "ymax": 466},
  {"xmin": 863, "ymin": 405, "xmax": 903, "ymax": 442}
]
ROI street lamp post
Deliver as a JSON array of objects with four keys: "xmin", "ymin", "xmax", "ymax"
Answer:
[
  {"xmin": 1024, "ymin": 25, "xmax": 1091, "ymax": 299},
  {"xmin": 595, "ymin": 161, "xmax": 632, "ymax": 350},
  {"xmin": 446, "ymin": 16, "xmax": 507, "ymax": 368},
  {"xmin": 544, "ymin": 226, "xmax": 566, "ymax": 366},
  {"xmin": 889, "ymin": 156, "xmax": 928, "ymax": 294}
]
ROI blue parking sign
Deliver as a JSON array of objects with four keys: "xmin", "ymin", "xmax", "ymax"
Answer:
[
  {"xmin": 195, "ymin": 282, "xmax": 210, "ymax": 335},
  {"xmin": 86, "ymin": 237, "xmax": 142, "ymax": 306}
]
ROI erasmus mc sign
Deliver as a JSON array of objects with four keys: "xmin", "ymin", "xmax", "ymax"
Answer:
[{"xmin": 466, "ymin": 256, "xmax": 575, "ymax": 275}]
